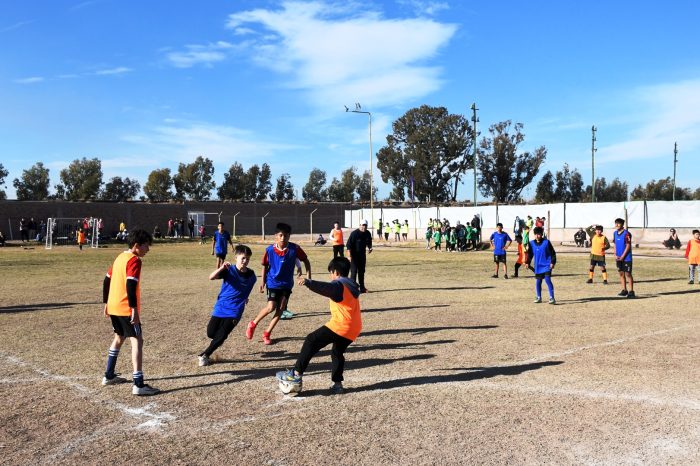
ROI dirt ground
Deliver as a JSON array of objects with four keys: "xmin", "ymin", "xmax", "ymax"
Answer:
[{"xmin": 1, "ymin": 239, "xmax": 699, "ymax": 465}]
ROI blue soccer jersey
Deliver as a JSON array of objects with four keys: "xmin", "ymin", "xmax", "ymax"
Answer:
[
  {"xmin": 528, "ymin": 239, "xmax": 557, "ymax": 274},
  {"xmin": 613, "ymin": 229, "xmax": 632, "ymax": 262},
  {"xmin": 490, "ymin": 231, "xmax": 512, "ymax": 255},
  {"xmin": 263, "ymin": 242, "xmax": 307, "ymax": 290},
  {"xmin": 212, "ymin": 266, "xmax": 257, "ymax": 319},
  {"xmin": 213, "ymin": 230, "xmax": 231, "ymax": 255}
]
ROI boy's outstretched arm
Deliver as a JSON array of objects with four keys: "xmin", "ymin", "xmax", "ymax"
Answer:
[
  {"xmin": 209, "ymin": 262, "xmax": 230, "ymax": 280},
  {"xmin": 299, "ymin": 278, "xmax": 343, "ymax": 302}
]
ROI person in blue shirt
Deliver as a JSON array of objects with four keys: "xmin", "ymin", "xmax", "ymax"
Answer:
[
  {"xmin": 212, "ymin": 222, "xmax": 234, "ymax": 268},
  {"xmin": 490, "ymin": 223, "xmax": 513, "ymax": 279},
  {"xmin": 613, "ymin": 218, "xmax": 635, "ymax": 298},
  {"xmin": 198, "ymin": 244, "xmax": 257, "ymax": 367},
  {"xmin": 526, "ymin": 226, "xmax": 557, "ymax": 304}
]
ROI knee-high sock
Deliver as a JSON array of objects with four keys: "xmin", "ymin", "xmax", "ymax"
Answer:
[
  {"xmin": 544, "ymin": 275, "xmax": 554, "ymax": 298},
  {"xmin": 105, "ymin": 348, "xmax": 119, "ymax": 378},
  {"xmin": 535, "ymin": 278, "xmax": 543, "ymax": 298},
  {"xmin": 690, "ymin": 265, "xmax": 697, "ymax": 281}
]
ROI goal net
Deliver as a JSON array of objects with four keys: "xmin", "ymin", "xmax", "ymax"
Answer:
[
  {"xmin": 45, "ymin": 217, "xmax": 101, "ymax": 249},
  {"xmin": 187, "ymin": 211, "xmax": 222, "ymax": 239}
]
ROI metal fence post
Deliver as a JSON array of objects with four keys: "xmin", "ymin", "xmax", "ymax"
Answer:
[{"xmin": 262, "ymin": 212, "xmax": 270, "ymax": 241}]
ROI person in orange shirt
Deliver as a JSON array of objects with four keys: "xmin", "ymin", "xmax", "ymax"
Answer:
[
  {"xmin": 513, "ymin": 234, "xmax": 527, "ymax": 278},
  {"xmin": 101, "ymin": 229, "xmax": 159, "ymax": 396},
  {"xmin": 685, "ymin": 229, "xmax": 700, "ymax": 284},
  {"xmin": 329, "ymin": 221, "xmax": 344, "ymax": 258},
  {"xmin": 277, "ymin": 257, "xmax": 361, "ymax": 395},
  {"xmin": 77, "ymin": 228, "xmax": 86, "ymax": 251}
]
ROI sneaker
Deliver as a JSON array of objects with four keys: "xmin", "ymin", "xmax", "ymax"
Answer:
[
  {"xmin": 280, "ymin": 310, "xmax": 294, "ymax": 320},
  {"xmin": 262, "ymin": 331, "xmax": 272, "ymax": 345},
  {"xmin": 618, "ymin": 290, "xmax": 628, "ymax": 297},
  {"xmin": 102, "ymin": 374, "xmax": 127, "ymax": 386},
  {"xmin": 603, "ymin": 280, "xmax": 608, "ymax": 285},
  {"xmin": 360, "ymin": 288, "xmax": 368, "ymax": 294},
  {"xmin": 503, "ymin": 274, "xmax": 509, "ymax": 279},
  {"xmin": 533, "ymin": 297, "xmax": 542, "ymax": 303},
  {"xmin": 330, "ymin": 382, "xmax": 344, "ymax": 395},
  {"xmin": 245, "ymin": 320, "xmax": 256, "ymax": 340},
  {"xmin": 626, "ymin": 291, "xmax": 636, "ymax": 299},
  {"xmin": 689, "ymin": 280, "xmax": 694, "ymax": 285},
  {"xmin": 276, "ymin": 369, "xmax": 301, "ymax": 383},
  {"xmin": 492, "ymin": 274, "xmax": 499, "ymax": 279},
  {"xmin": 198, "ymin": 355, "xmax": 211, "ymax": 367},
  {"xmin": 586, "ymin": 278, "xmax": 593, "ymax": 284},
  {"xmin": 548, "ymin": 298, "xmax": 556, "ymax": 305},
  {"xmin": 132, "ymin": 384, "xmax": 160, "ymax": 396}
]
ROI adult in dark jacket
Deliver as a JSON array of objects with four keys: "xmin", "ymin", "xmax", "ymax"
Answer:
[{"xmin": 346, "ymin": 219, "xmax": 373, "ymax": 293}]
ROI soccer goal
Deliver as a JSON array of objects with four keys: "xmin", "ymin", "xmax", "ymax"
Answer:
[
  {"xmin": 45, "ymin": 217, "xmax": 101, "ymax": 249},
  {"xmin": 187, "ymin": 211, "xmax": 222, "ymax": 239}
]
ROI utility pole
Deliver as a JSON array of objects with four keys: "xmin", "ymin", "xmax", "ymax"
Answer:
[
  {"xmin": 591, "ymin": 125, "xmax": 597, "ymax": 202},
  {"xmin": 471, "ymin": 103, "xmax": 479, "ymax": 207},
  {"xmin": 672, "ymin": 142, "xmax": 678, "ymax": 201}
]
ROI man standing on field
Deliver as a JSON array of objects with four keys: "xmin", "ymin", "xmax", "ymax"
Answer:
[{"xmin": 346, "ymin": 219, "xmax": 373, "ymax": 293}]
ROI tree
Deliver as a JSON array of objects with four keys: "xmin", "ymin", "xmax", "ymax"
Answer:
[
  {"xmin": 327, "ymin": 167, "xmax": 360, "ymax": 202},
  {"xmin": 143, "ymin": 168, "xmax": 173, "ymax": 202},
  {"xmin": 534, "ymin": 171, "xmax": 555, "ymax": 204},
  {"xmin": 12, "ymin": 162, "xmax": 50, "ymax": 200},
  {"xmin": 376, "ymin": 105, "xmax": 473, "ymax": 203},
  {"xmin": 694, "ymin": 187, "xmax": 700, "ymax": 200},
  {"xmin": 554, "ymin": 163, "xmax": 584, "ymax": 202},
  {"xmin": 101, "ymin": 176, "xmax": 141, "ymax": 201},
  {"xmin": 302, "ymin": 168, "xmax": 328, "ymax": 202},
  {"xmin": 478, "ymin": 121, "xmax": 546, "ymax": 203},
  {"xmin": 356, "ymin": 170, "xmax": 377, "ymax": 203},
  {"xmin": 57, "ymin": 157, "xmax": 103, "ymax": 200},
  {"xmin": 630, "ymin": 177, "xmax": 691, "ymax": 201},
  {"xmin": 271, "ymin": 173, "xmax": 295, "ymax": 202},
  {"xmin": 217, "ymin": 163, "xmax": 246, "ymax": 201},
  {"xmin": 584, "ymin": 177, "xmax": 628, "ymax": 202},
  {"xmin": 173, "ymin": 156, "xmax": 215, "ymax": 201},
  {"xmin": 242, "ymin": 165, "xmax": 260, "ymax": 201},
  {"xmin": 256, "ymin": 163, "xmax": 272, "ymax": 201},
  {"xmin": 0, "ymin": 163, "xmax": 8, "ymax": 200}
]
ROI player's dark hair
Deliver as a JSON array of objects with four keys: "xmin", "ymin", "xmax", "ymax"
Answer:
[
  {"xmin": 218, "ymin": 221, "xmax": 224, "ymax": 226},
  {"xmin": 234, "ymin": 244, "xmax": 252, "ymax": 256},
  {"xmin": 615, "ymin": 218, "xmax": 625, "ymax": 226},
  {"xmin": 693, "ymin": 229, "xmax": 700, "ymax": 235},
  {"xmin": 328, "ymin": 257, "xmax": 351, "ymax": 277},
  {"xmin": 128, "ymin": 229, "xmax": 153, "ymax": 247},
  {"xmin": 275, "ymin": 222, "xmax": 292, "ymax": 235},
  {"xmin": 496, "ymin": 223, "xmax": 503, "ymax": 228},
  {"xmin": 533, "ymin": 226, "xmax": 544, "ymax": 235},
  {"xmin": 595, "ymin": 225, "xmax": 603, "ymax": 231}
]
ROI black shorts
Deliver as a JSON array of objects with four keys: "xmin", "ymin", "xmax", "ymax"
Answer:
[
  {"xmin": 534, "ymin": 271, "xmax": 552, "ymax": 279},
  {"xmin": 215, "ymin": 253, "xmax": 227, "ymax": 260},
  {"xmin": 267, "ymin": 288, "xmax": 292, "ymax": 304},
  {"xmin": 616, "ymin": 261, "xmax": 633, "ymax": 273},
  {"xmin": 110, "ymin": 315, "xmax": 142, "ymax": 338},
  {"xmin": 590, "ymin": 259, "xmax": 606, "ymax": 267},
  {"xmin": 494, "ymin": 254, "xmax": 507, "ymax": 263}
]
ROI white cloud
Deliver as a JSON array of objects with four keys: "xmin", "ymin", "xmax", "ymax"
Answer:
[
  {"xmin": 94, "ymin": 66, "xmax": 132, "ymax": 76},
  {"xmin": 226, "ymin": 1, "xmax": 457, "ymax": 108},
  {"xmin": 165, "ymin": 41, "xmax": 236, "ymax": 68},
  {"xmin": 1, "ymin": 20, "xmax": 35, "ymax": 33},
  {"xmin": 14, "ymin": 76, "xmax": 44, "ymax": 84},
  {"xmin": 396, "ymin": 0, "xmax": 449, "ymax": 16}
]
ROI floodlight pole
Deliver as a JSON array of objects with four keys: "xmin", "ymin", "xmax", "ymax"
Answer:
[
  {"xmin": 672, "ymin": 142, "xmax": 678, "ymax": 201},
  {"xmin": 471, "ymin": 103, "xmax": 479, "ymax": 207},
  {"xmin": 591, "ymin": 125, "xmax": 597, "ymax": 202},
  {"xmin": 346, "ymin": 104, "xmax": 374, "ymax": 234}
]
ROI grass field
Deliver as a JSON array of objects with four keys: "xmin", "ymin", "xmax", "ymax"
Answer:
[{"xmin": 2, "ymin": 239, "xmax": 700, "ymax": 465}]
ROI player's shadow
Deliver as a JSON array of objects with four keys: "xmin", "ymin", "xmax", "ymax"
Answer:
[
  {"xmin": 635, "ymin": 277, "xmax": 677, "ymax": 284},
  {"xmin": 656, "ymin": 289, "xmax": 700, "ymax": 296},
  {"xmin": 371, "ymin": 286, "xmax": 494, "ymax": 293},
  {"xmin": 361, "ymin": 325, "xmax": 497, "ymax": 337},
  {"xmin": 362, "ymin": 304, "xmax": 451, "ymax": 313},
  {"xmin": 373, "ymin": 262, "xmax": 423, "ymax": 268},
  {"xmin": 0, "ymin": 301, "xmax": 101, "ymax": 314},
  {"xmin": 562, "ymin": 295, "xmax": 653, "ymax": 304}
]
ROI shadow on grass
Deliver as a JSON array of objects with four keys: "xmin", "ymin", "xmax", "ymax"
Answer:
[
  {"xmin": 371, "ymin": 286, "xmax": 494, "ymax": 293},
  {"xmin": 634, "ymin": 277, "xmax": 677, "ymax": 284},
  {"xmin": 559, "ymin": 295, "xmax": 653, "ymax": 304},
  {"xmin": 656, "ymin": 289, "xmax": 700, "ymax": 296},
  {"xmin": 361, "ymin": 325, "xmax": 497, "ymax": 337},
  {"xmin": 0, "ymin": 301, "xmax": 102, "ymax": 314},
  {"xmin": 362, "ymin": 304, "xmax": 452, "ymax": 313}
]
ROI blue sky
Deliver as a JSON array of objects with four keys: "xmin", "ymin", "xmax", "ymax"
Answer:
[{"xmin": 2, "ymin": 0, "xmax": 699, "ymax": 201}]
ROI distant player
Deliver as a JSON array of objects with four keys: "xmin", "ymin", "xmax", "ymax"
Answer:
[
  {"xmin": 685, "ymin": 229, "xmax": 700, "ymax": 284},
  {"xmin": 330, "ymin": 221, "xmax": 344, "ymax": 259},
  {"xmin": 198, "ymin": 245, "xmax": 257, "ymax": 366},
  {"xmin": 101, "ymin": 229, "xmax": 159, "ymax": 396},
  {"xmin": 613, "ymin": 218, "xmax": 635, "ymax": 298},
  {"xmin": 513, "ymin": 234, "xmax": 526, "ymax": 278},
  {"xmin": 77, "ymin": 227, "xmax": 86, "ymax": 251},
  {"xmin": 277, "ymin": 257, "xmax": 361, "ymax": 395},
  {"xmin": 212, "ymin": 222, "xmax": 234, "ymax": 268},
  {"xmin": 246, "ymin": 223, "xmax": 311, "ymax": 345},
  {"xmin": 586, "ymin": 224, "xmax": 610, "ymax": 284},
  {"xmin": 526, "ymin": 226, "xmax": 556, "ymax": 304},
  {"xmin": 490, "ymin": 223, "xmax": 512, "ymax": 279}
]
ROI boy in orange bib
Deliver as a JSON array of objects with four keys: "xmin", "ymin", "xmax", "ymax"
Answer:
[{"xmin": 685, "ymin": 229, "xmax": 700, "ymax": 284}]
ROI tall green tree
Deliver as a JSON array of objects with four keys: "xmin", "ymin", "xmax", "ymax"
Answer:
[
  {"xmin": 584, "ymin": 177, "xmax": 629, "ymax": 202},
  {"xmin": 376, "ymin": 105, "xmax": 473, "ymax": 203},
  {"xmin": 302, "ymin": 168, "xmax": 328, "ymax": 202},
  {"xmin": 255, "ymin": 163, "xmax": 272, "ymax": 201},
  {"xmin": 554, "ymin": 163, "xmax": 584, "ymax": 202},
  {"xmin": 143, "ymin": 168, "xmax": 173, "ymax": 202},
  {"xmin": 271, "ymin": 173, "xmax": 295, "ymax": 201},
  {"xmin": 56, "ymin": 157, "xmax": 103, "ymax": 201},
  {"xmin": 173, "ymin": 156, "xmax": 215, "ymax": 201},
  {"xmin": 218, "ymin": 162, "xmax": 246, "ymax": 201},
  {"xmin": 327, "ymin": 167, "xmax": 360, "ymax": 202},
  {"xmin": 13, "ymin": 162, "xmax": 50, "ymax": 200},
  {"xmin": 534, "ymin": 170, "xmax": 555, "ymax": 204},
  {"xmin": 0, "ymin": 163, "xmax": 8, "ymax": 200},
  {"xmin": 630, "ymin": 177, "xmax": 691, "ymax": 201},
  {"xmin": 478, "ymin": 121, "xmax": 546, "ymax": 203},
  {"xmin": 356, "ymin": 170, "xmax": 377, "ymax": 203},
  {"xmin": 101, "ymin": 176, "xmax": 141, "ymax": 201},
  {"xmin": 242, "ymin": 165, "xmax": 260, "ymax": 201}
]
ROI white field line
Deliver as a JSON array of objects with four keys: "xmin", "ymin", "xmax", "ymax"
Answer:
[{"xmin": 0, "ymin": 352, "xmax": 175, "ymax": 430}]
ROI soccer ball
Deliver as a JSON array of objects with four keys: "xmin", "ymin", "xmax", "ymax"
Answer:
[{"xmin": 278, "ymin": 379, "xmax": 302, "ymax": 396}]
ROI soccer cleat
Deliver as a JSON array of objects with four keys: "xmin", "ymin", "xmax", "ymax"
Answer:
[
  {"xmin": 102, "ymin": 374, "xmax": 127, "ymax": 386},
  {"xmin": 198, "ymin": 355, "xmax": 211, "ymax": 367},
  {"xmin": 330, "ymin": 382, "xmax": 345, "ymax": 395},
  {"xmin": 492, "ymin": 274, "xmax": 499, "ymax": 279},
  {"xmin": 626, "ymin": 291, "xmax": 636, "ymax": 299},
  {"xmin": 533, "ymin": 297, "xmax": 542, "ymax": 303},
  {"xmin": 262, "ymin": 331, "xmax": 272, "ymax": 345},
  {"xmin": 503, "ymin": 274, "xmax": 509, "ymax": 279},
  {"xmin": 245, "ymin": 320, "xmax": 256, "ymax": 340},
  {"xmin": 132, "ymin": 384, "xmax": 160, "ymax": 396},
  {"xmin": 618, "ymin": 290, "xmax": 628, "ymax": 297},
  {"xmin": 603, "ymin": 280, "xmax": 608, "ymax": 285},
  {"xmin": 689, "ymin": 280, "xmax": 694, "ymax": 285},
  {"xmin": 280, "ymin": 310, "xmax": 294, "ymax": 320},
  {"xmin": 548, "ymin": 298, "xmax": 556, "ymax": 305},
  {"xmin": 586, "ymin": 278, "xmax": 593, "ymax": 284},
  {"xmin": 276, "ymin": 369, "xmax": 301, "ymax": 383}
]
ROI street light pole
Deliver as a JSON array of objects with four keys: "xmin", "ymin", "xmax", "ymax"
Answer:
[
  {"xmin": 591, "ymin": 125, "xmax": 597, "ymax": 203},
  {"xmin": 471, "ymin": 103, "xmax": 479, "ymax": 207},
  {"xmin": 672, "ymin": 142, "xmax": 678, "ymax": 201},
  {"xmin": 346, "ymin": 103, "xmax": 374, "ymax": 232}
]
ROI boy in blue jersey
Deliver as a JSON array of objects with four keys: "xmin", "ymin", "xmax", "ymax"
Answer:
[
  {"xmin": 613, "ymin": 218, "xmax": 635, "ymax": 298},
  {"xmin": 526, "ymin": 226, "xmax": 557, "ymax": 304},
  {"xmin": 247, "ymin": 223, "xmax": 312, "ymax": 345},
  {"xmin": 198, "ymin": 244, "xmax": 257, "ymax": 366},
  {"xmin": 212, "ymin": 222, "xmax": 234, "ymax": 268},
  {"xmin": 490, "ymin": 223, "xmax": 512, "ymax": 279}
]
